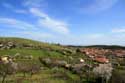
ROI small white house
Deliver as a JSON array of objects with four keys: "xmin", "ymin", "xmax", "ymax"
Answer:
[{"xmin": 80, "ymin": 58, "xmax": 85, "ymax": 63}]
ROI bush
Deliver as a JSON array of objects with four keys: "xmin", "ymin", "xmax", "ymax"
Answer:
[{"xmin": 17, "ymin": 61, "xmax": 41, "ymax": 77}]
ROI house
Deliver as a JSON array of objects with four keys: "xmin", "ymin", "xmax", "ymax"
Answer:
[
  {"xmin": 79, "ymin": 58, "xmax": 85, "ymax": 63},
  {"xmin": 94, "ymin": 56, "xmax": 109, "ymax": 63}
]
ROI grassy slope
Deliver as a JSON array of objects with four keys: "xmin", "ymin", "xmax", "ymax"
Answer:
[
  {"xmin": 0, "ymin": 37, "xmax": 69, "ymax": 58},
  {"xmin": 0, "ymin": 37, "xmax": 64, "ymax": 50},
  {"xmin": 0, "ymin": 37, "xmax": 80, "ymax": 83}
]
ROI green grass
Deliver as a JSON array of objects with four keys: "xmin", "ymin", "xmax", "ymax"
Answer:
[
  {"xmin": 0, "ymin": 48, "xmax": 65, "ymax": 59},
  {"xmin": 4, "ymin": 68, "xmax": 80, "ymax": 83}
]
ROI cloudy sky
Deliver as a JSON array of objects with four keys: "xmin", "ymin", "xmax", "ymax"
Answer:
[{"xmin": 0, "ymin": 0, "xmax": 125, "ymax": 45}]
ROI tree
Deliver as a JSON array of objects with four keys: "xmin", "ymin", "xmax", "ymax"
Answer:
[
  {"xmin": 93, "ymin": 63, "xmax": 113, "ymax": 83},
  {"xmin": 17, "ymin": 61, "xmax": 41, "ymax": 77},
  {"xmin": 0, "ymin": 62, "xmax": 16, "ymax": 83},
  {"xmin": 30, "ymin": 63, "xmax": 41, "ymax": 76}
]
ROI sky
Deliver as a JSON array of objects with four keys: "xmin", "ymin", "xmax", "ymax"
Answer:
[{"xmin": 0, "ymin": 0, "xmax": 125, "ymax": 45}]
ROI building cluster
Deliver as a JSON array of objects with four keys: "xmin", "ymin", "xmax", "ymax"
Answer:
[{"xmin": 80, "ymin": 48, "xmax": 125, "ymax": 63}]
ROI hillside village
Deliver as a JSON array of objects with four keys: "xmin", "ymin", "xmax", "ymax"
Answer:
[
  {"xmin": 80, "ymin": 48, "xmax": 125, "ymax": 63},
  {"xmin": 0, "ymin": 38, "xmax": 125, "ymax": 83}
]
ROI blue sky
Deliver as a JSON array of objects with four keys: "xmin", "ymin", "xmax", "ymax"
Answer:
[{"xmin": 0, "ymin": 0, "xmax": 125, "ymax": 45}]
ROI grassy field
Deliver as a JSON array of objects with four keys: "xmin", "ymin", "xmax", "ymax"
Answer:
[
  {"xmin": 0, "ymin": 48, "xmax": 65, "ymax": 58},
  {"xmin": 0, "ymin": 37, "xmax": 83, "ymax": 83},
  {"xmin": 4, "ymin": 69, "xmax": 77, "ymax": 83},
  {"xmin": 5, "ymin": 68, "xmax": 80, "ymax": 83}
]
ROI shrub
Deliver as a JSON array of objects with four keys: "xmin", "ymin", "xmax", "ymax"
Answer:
[{"xmin": 17, "ymin": 61, "xmax": 41, "ymax": 77}]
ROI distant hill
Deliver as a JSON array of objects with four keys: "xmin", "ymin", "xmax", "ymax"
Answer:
[
  {"xmin": 67, "ymin": 45, "xmax": 125, "ymax": 50},
  {"xmin": 84, "ymin": 45, "xmax": 125, "ymax": 50}
]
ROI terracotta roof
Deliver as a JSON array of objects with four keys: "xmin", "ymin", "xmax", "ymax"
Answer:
[{"xmin": 94, "ymin": 57, "xmax": 109, "ymax": 63}]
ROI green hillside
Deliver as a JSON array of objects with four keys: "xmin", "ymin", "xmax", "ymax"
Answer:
[
  {"xmin": 0, "ymin": 37, "xmax": 125, "ymax": 83},
  {"xmin": 0, "ymin": 37, "xmax": 65, "ymax": 50},
  {"xmin": 0, "ymin": 37, "xmax": 82, "ymax": 83},
  {"xmin": 0, "ymin": 37, "xmax": 73, "ymax": 58}
]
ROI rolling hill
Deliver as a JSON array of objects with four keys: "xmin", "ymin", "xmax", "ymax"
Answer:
[{"xmin": 0, "ymin": 37, "xmax": 125, "ymax": 83}]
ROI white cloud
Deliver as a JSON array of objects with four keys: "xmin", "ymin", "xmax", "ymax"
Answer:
[
  {"xmin": 30, "ymin": 8, "xmax": 48, "ymax": 18},
  {"xmin": 30, "ymin": 8, "xmax": 69, "ymax": 34},
  {"xmin": 23, "ymin": 0, "xmax": 47, "ymax": 8},
  {"xmin": 0, "ymin": 18, "xmax": 35, "ymax": 30},
  {"xmin": 0, "ymin": 17, "xmax": 54, "ymax": 41},
  {"xmin": 23, "ymin": 0, "xmax": 41, "ymax": 7},
  {"xmin": 82, "ymin": 0, "xmax": 118, "ymax": 13},
  {"xmin": 112, "ymin": 28, "xmax": 125, "ymax": 33},
  {"xmin": 38, "ymin": 18, "xmax": 69, "ymax": 34}
]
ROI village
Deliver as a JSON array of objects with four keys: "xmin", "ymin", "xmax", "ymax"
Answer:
[{"xmin": 80, "ymin": 47, "xmax": 125, "ymax": 63}]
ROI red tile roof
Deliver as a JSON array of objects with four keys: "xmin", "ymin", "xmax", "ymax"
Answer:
[{"xmin": 94, "ymin": 57, "xmax": 109, "ymax": 63}]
